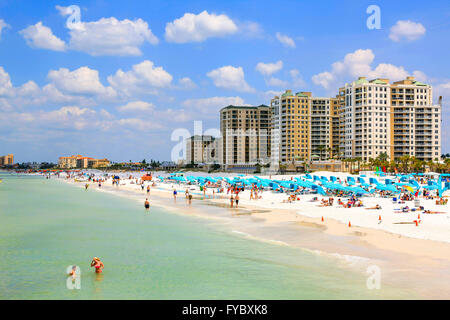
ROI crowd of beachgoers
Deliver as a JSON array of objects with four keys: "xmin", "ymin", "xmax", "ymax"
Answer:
[{"xmin": 37, "ymin": 169, "xmax": 450, "ymax": 243}]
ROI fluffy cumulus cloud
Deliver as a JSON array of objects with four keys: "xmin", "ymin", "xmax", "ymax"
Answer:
[
  {"xmin": 207, "ymin": 66, "xmax": 254, "ymax": 92},
  {"xmin": 165, "ymin": 10, "xmax": 238, "ymax": 43},
  {"xmin": 20, "ymin": 22, "xmax": 66, "ymax": 51},
  {"xmin": 0, "ymin": 19, "xmax": 10, "ymax": 39},
  {"xmin": 256, "ymin": 60, "xmax": 283, "ymax": 76},
  {"xmin": 47, "ymin": 66, "xmax": 116, "ymax": 97},
  {"xmin": 312, "ymin": 49, "xmax": 424, "ymax": 89},
  {"xmin": 182, "ymin": 96, "xmax": 247, "ymax": 116},
  {"xmin": 107, "ymin": 60, "xmax": 173, "ymax": 95},
  {"xmin": 68, "ymin": 17, "xmax": 159, "ymax": 56},
  {"xmin": 276, "ymin": 32, "xmax": 295, "ymax": 48},
  {"xmin": 21, "ymin": 7, "xmax": 158, "ymax": 56},
  {"xmin": 117, "ymin": 101, "xmax": 154, "ymax": 112},
  {"xmin": 389, "ymin": 20, "xmax": 426, "ymax": 42}
]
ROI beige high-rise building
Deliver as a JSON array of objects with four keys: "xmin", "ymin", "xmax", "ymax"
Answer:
[
  {"xmin": 270, "ymin": 90, "xmax": 340, "ymax": 169},
  {"xmin": 390, "ymin": 77, "xmax": 441, "ymax": 162},
  {"xmin": 0, "ymin": 154, "xmax": 14, "ymax": 165},
  {"xmin": 220, "ymin": 105, "xmax": 271, "ymax": 168},
  {"xmin": 185, "ymin": 135, "xmax": 222, "ymax": 165}
]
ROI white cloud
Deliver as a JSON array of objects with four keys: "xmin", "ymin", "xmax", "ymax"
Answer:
[
  {"xmin": 266, "ymin": 77, "xmax": 288, "ymax": 87},
  {"xmin": 182, "ymin": 96, "xmax": 247, "ymax": 116},
  {"xmin": 256, "ymin": 60, "xmax": 283, "ymax": 76},
  {"xmin": 389, "ymin": 20, "xmax": 426, "ymax": 42},
  {"xmin": 20, "ymin": 22, "xmax": 66, "ymax": 51},
  {"xmin": 289, "ymin": 69, "xmax": 306, "ymax": 87},
  {"xmin": 107, "ymin": 60, "xmax": 173, "ymax": 95},
  {"xmin": 68, "ymin": 17, "xmax": 158, "ymax": 56},
  {"xmin": 47, "ymin": 66, "xmax": 116, "ymax": 98},
  {"xmin": 165, "ymin": 10, "xmax": 238, "ymax": 43},
  {"xmin": 183, "ymin": 96, "xmax": 247, "ymax": 113},
  {"xmin": 117, "ymin": 101, "xmax": 154, "ymax": 112},
  {"xmin": 0, "ymin": 19, "xmax": 10, "ymax": 39},
  {"xmin": 276, "ymin": 32, "xmax": 295, "ymax": 48},
  {"xmin": 207, "ymin": 66, "xmax": 254, "ymax": 92},
  {"xmin": 178, "ymin": 77, "xmax": 197, "ymax": 89},
  {"xmin": 312, "ymin": 49, "xmax": 424, "ymax": 89},
  {"xmin": 0, "ymin": 66, "xmax": 13, "ymax": 96}
]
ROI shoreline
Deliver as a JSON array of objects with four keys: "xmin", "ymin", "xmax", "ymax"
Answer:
[{"xmin": 58, "ymin": 175, "xmax": 450, "ymax": 299}]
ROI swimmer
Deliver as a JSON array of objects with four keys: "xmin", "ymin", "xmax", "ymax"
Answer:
[
  {"xmin": 144, "ymin": 198, "xmax": 150, "ymax": 210},
  {"xmin": 91, "ymin": 257, "xmax": 104, "ymax": 273}
]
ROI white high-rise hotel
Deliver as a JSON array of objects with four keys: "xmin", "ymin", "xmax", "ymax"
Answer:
[{"xmin": 340, "ymin": 76, "xmax": 441, "ymax": 162}]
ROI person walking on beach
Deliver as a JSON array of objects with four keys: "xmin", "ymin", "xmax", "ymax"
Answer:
[
  {"xmin": 144, "ymin": 198, "xmax": 150, "ymax": 210},
  {"xmin": 230, "ymin": 195, "xmax": 234, "ymax": 208},
  {"xmin": 235, "ymin": 194, "xmax": 240, "ymax": 208},
  {"xmin": 91, "ymin": 257, "xmax": 104, "ymax": 273},
  {"xmin": 147, "ymin": 185, "xmax": 150, "ymax": 195},
  {"xmin": 173, "ymin": 188, "xmax": 177, "ymax": 201}
]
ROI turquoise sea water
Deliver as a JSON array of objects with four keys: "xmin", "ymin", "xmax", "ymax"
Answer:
[{"xmin": 0, "ymin": 173, "xmax": 410, "ymax": 299}]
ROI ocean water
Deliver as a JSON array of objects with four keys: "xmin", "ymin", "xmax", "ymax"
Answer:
[{"xmin": 0, "ymin": 173, "xmax": 411, "ymax": 299}]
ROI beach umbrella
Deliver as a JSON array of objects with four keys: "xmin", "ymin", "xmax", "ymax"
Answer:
[
  {"xmin": 350, "ymin": 187, "xmax": 369, "ymax": 194},
  {"xmin": 304, "ymin": 174, "xmax": 312, "ymax": 180}
]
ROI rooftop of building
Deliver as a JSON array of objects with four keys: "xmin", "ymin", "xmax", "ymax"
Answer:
[
  {"xmin": 220, "ymin": 104, "xmax": 269, "ymax": 111},
  {"xmin": 350, "ymin": 76, "xmax": 428, "ymax": 87}
]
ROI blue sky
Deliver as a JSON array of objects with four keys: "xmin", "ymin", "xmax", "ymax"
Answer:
[{"xmin": 0, "ymin": 0, "xmax": 449, "ymax": 162}]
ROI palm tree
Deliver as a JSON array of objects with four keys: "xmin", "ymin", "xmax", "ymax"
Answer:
[
  {"xmin": 354, "ymin": 157, "xmax": 362, "ymax": 173},
  {"xmin": 317, "ymin": 145, "xmax": 326, "ymax": 161}
]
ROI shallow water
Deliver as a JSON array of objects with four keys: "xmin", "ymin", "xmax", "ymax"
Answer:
[{"xmin": 0, "ymin": 173, "xmax": 412, "ymax": 299}]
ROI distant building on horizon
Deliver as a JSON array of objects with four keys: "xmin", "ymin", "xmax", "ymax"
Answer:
[
  {"xmin": 58, "ymin": 155, "xmax": 110, "ymax": 169},
  {"xmin": 0, "ymin": 154, "xmax": 14, "ymax": 166}
]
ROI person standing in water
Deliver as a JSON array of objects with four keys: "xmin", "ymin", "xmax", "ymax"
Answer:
[
  {"xmin": 144, "ymin": 198, "xmax": 150, "ymax": 210},
  {"xmin": 85, "ymin": 184, "xmax": 89, "ymax": 190},
  {"xmin": 91, "ymin": 257, "xmax": 104, "ymax": 273}
]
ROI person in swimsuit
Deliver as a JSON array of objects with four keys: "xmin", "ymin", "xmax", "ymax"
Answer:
[
  {"xmin": 235, "ymin": 194, "xmax": 240, "ymax": 208},
  {"xmin": 147, "ymin": 185, "xmax": 150, "ymax": 194},
  {"xmin": 85, "ymin": 184, "xmax": 89, "ymax": 190},
  {"xmin": 230, "ymin": 195, "xmax": 234, "ymax": 208},
  {"xmin": 91, "ymin": 257, "xmax": 104, "ymax": 273},
  {"xmin": 144, "ymin": 198, "xmax": 150, "ymax": 210},
  {"xmin": 173, "ymin": 189, "xmax": 177, "ymax": 201}
]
